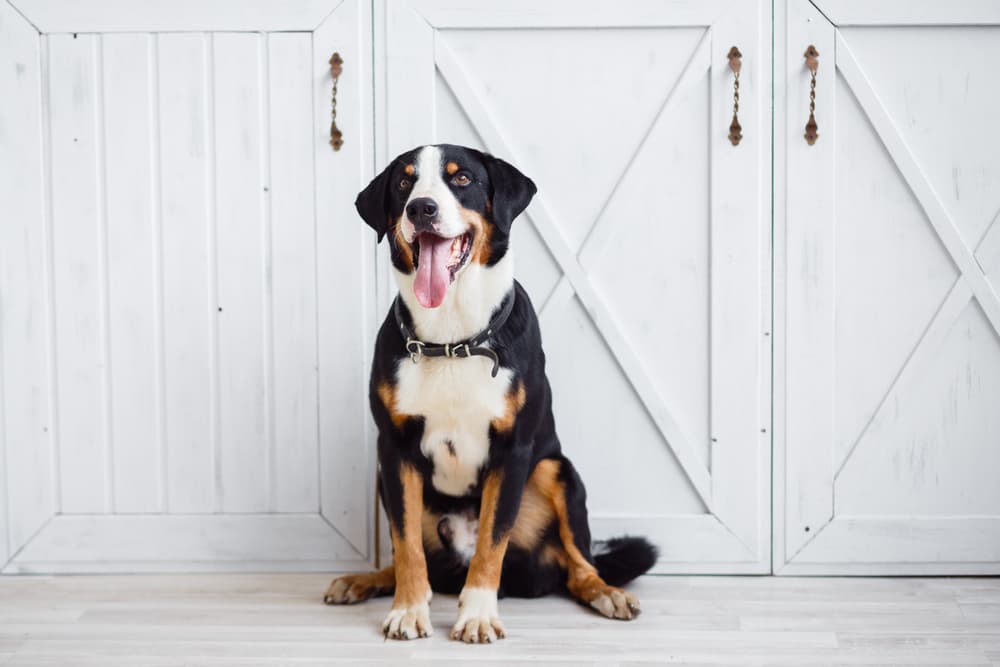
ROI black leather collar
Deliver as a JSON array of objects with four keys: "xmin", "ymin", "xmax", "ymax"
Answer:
[{"xmin": 393, "ymin": 290, "xmax": 516, "ymax": 378}]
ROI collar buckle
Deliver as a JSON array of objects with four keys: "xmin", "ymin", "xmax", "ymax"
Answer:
[
  {"xmin": 405, "ymin": 339, "xmax": 424, "ymax": 363},
  {"xmin": 445, "ymin": 343, "xmax": 472, "ymax": 359}
]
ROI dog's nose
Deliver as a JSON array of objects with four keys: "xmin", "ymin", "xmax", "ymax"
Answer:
[{"xmin": 406, "ymin": 197, "xmax": 438, "ymax": 227}]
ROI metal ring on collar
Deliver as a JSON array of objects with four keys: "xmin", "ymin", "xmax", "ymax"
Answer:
[{"xmin": 405, "ymin": 339, "xmax": 423, "ymax": 363}]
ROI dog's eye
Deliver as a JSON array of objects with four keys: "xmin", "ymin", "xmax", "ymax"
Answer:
[
  {"xmin": 452, "ymin": 173, "xmax": 471, "ymax": 186},
  {"xmin": 398, "ymin": 178, "xmax": 411, "ymax": 190}
]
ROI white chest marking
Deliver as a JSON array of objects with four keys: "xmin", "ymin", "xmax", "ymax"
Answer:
[{"xmin": 395, "ymin": 355, "xmax": 513, "ymax": 496}]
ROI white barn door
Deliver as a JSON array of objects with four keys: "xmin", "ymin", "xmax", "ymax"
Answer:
[
  {"xmin": 777, "ymin": 0, "xmax": 1000, "ymax": 574},
  {"xmin": 381, "ymin": 0, "xmax": 771, "ymax": 573},
  {"xmin": 0, "ymin": 0, "xmax": 376, "ymax": 572}
]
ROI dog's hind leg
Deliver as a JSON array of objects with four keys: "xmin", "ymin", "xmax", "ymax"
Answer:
[
  {"xmin": 531, "ymin": 456, "xmax": 641, "ymax": 620},
  {"xmin": 323, "ymin": 565, "xmax": 395, "ymax": 605}
]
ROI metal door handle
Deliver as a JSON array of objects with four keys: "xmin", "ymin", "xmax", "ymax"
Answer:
[
  {"xmin": 804, "ymin": 45, "xmax": 819, "ymax": 145},
  {"xmin": 728, "ymin": 46, "xmax": 742, "ymax": 146},
  {"xmin": 329, "ymin": 52, "xmax": 344, "ymax": 151}
]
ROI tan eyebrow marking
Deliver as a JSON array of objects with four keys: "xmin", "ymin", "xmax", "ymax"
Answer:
[
  {"xmin": 404, "ymin": 164, "xmax": 415, "ymax": 176},
  {"xmin": 446, "ymin": 162, "xmax": 460, "ymax": 175}
]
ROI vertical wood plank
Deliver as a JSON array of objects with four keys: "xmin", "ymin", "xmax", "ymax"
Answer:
[
  {"xmin": 771, "ymin": 0, "xmax": 790, "ymax": 573},
  {"xmin": 47, "ymin": 33, "xmax": 109, "ymax": 513},
  {"xmin": 783, "ymin": 0, "xmax": 837, "ymax": 559},
  {"xmin": 267, "ymin": 33, "xmax": 319, "ymax": 513},
  {"xmin": 385, "ymin": 1, "xmax": 435, "ymax": 155},
  {"xmin": 158, "ymin": 33, "xmax": 215, "ymax": 513},
  {"xmin": 212, "ymin": 32, "xmax": 267, "ymax": 513},
  {"xmin": 316, "ymin": 0, "xmax": 375, "ymax": 555},
  {"xmin": 0, "ymin": 3, "xmax": 54, "ymax": 562},
  {"xmin": 102, "ymin": 33, "xmax": 161, "ymax": 513},
  {"xmin": 373, "ymin": 0, "xmax": 392, "ymax": 566},
  {"xmin": 709, "ymin": 0, "xmax": 768, "ymax": 556}
]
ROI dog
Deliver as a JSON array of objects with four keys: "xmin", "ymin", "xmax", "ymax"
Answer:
[{"xmin": 323, "ymin": 144, "xmax": 657, "ymax": 643}]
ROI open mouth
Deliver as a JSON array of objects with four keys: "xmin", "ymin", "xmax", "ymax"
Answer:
[{"xmin": 412, "ymin": 231, "xmax": 472, "ymax": 308}]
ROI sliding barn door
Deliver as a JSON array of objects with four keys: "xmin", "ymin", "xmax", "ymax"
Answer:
[
  {"xmin": 777, "ymin": 0, "xmax": 1000, "ymax": 574},
  {"xmin": 0, "ymin": 0, "xmax": 376, "ymax": 572},
  {"xmin": 382, "ymin": 0, "xmax": 771, "ymax": 573}
]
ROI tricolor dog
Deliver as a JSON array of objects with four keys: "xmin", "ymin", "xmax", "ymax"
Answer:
[{"xmin": 324, "ymin": 144, "xmax": 657, "ymax": 643}]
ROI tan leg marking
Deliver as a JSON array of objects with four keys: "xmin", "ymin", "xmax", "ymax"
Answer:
[
  {"xmin": 324, "ymin": 566, "xmax": 395, "ymax": 605},
  {"xmin": 532, "ymin": 459, "xmax": 640, "ymax": 620},
  {"xmin": 540, "ymin": 543, "xmax": 569, "ymax": 568},
  {"xmin": 376, "ymin": 381, "xmax": 409, "ymax": 430},
  {"xmin": 509, "ymin": 469, "xmax": 555, "ymax": 551},
  {"xmin": 421, "ymin": 509, "xmax": 445, "ymax": 552},
  {"xmin": 464, "ymin": 471, "xmax": 508, "ymax": 590},
  {"xmin": 451, "ymin": 471, "xmax": 508, "ymax": 643},
  {"xmin": 382, "ymin": 463, "xmax": 433, "ymax": 640},
  {"xmin": 490, "ymin": 381, "xmax": 526, "ymax": 434}
]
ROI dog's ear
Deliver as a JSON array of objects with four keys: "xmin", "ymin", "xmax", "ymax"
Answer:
[
  {"xmin": 354, "ymin": 162, "xmax": 395, "ymax": 243},
  {"xmin": 484, "ymin": 154, "xmax": 536, "ymax": 234}
]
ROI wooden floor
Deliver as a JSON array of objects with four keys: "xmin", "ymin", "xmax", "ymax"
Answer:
[{"xmin": 1, "ymin": 574, "xmax": 999, "ymax": 665}]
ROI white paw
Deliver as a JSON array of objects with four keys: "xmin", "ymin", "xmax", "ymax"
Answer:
[
  {"xmin": 450, "ymin": 587, "xmax": 506, "ymax": 643},
  {"xmin": 382, "ymin": 601, "xmax": 433, "ymax": 640}
]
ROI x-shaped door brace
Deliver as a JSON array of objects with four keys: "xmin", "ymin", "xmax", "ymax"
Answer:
[
  {"xmin": 832, "ymin": 33, "xmax": 1000, "ymax": 481},
  {"xmin": 435, "ymin": 32, "xmax": 715, "ymax": 509}
]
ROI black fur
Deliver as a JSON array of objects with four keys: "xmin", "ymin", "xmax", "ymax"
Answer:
[
  {"xmin": 595, "ymin": 537, "xmax": 660, "ymax": 587},
  {"xmin": 363, "ymin": 144, "xmax": 656, "ymax": 603}
]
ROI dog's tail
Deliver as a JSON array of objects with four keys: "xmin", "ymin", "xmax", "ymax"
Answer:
[{"xmin": 593, "ymin": 536, "xmax": 658, "ymax": 587}]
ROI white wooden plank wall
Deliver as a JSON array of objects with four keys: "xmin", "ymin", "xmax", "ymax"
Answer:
[
  {"xmin": 314, "ymin": 0, "xmax": 376, "ymax": 554},
  {"xmin": 0, "ymin": 1, "xmax": 54, "ymax": 564},
  {"xmin": 30, "ymin": 31, "xmax": 320, "ymax": 517},
  {"xmin": 268, "ymin": 33, "xmax": 320, "ymax": 515},
  {"xmin": 104, "ymin": 33, "xmax": 160, "ymax": 513},
  {"xmin": 158, "ymin": 33, "xmax": 215, "ymax": 513},
  {"xmin": 213, "ymin": 32, "xmax": 269, "ymax": 513},
  {"xmin": 48, "ymin": 33, "xmax": 106, "ymax": 514}
]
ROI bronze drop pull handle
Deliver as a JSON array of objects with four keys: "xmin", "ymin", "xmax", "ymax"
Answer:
[
  {"xmin": 804, "ymin": 45, "xmax": 819, "ymax": 145},
  {"xmin": 727, "ymin": 46, "xmax": 742, "ymax": 146},
  {"xmin": 329, "ymin": 52, "xmax": 344, "ymax": 151}
]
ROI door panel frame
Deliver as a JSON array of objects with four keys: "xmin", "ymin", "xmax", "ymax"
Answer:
[
  {"xmin": 0, "ymin": 0, "xmax": 378, "ymax": 574},
  {"xmin": 0, "ymin": 0, "xmax": 52, "ymax": 571},
  {"xmin": 433, "ymin": 32, "xmax": 714, "ymax": 507},
  {"xmin": 378, "ymin": 0, "xmax": 772, "ymax": 574},
  {"xmin": 774, "ymin": 0, "xmax": 1000, "ymax": 575},
  {"xmin": 6, "ymin": 0, "xmax": 344, "ymax": 32},
  {"xmin": 813, "ymin": 0, "xmax": 1000, "ymax": 26}
]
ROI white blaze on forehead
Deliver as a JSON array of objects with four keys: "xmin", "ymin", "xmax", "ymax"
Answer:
[
  {"xmin": 407, "ymin": 145, "xmax": 465, "ymax": 238},
  {"xmin": 412, "ymin": 145, "xmax": 444, "ymax": 197}
]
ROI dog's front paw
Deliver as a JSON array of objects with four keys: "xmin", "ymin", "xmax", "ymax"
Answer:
[
  {"xmin": 382, "ymin": 602, "xmax": 433, "ymax": 640},
  {"xmin": 450, "ymin": 587, "xmax": 505, "ymax": 643}
]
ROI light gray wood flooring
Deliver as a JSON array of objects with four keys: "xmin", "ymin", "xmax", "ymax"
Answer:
[{"xmin": 1, "ymin": 574, "xmax": 998, "ymax": 665}]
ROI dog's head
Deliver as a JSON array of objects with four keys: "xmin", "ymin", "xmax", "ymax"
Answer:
[{"xmin": 355, "ymin": 144, "xmax": 536, "ymax": 309}]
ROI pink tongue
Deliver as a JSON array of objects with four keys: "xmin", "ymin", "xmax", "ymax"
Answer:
[{"xmin": 414, "ymin": 233, "xmax": 452, "ymax": 308}]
